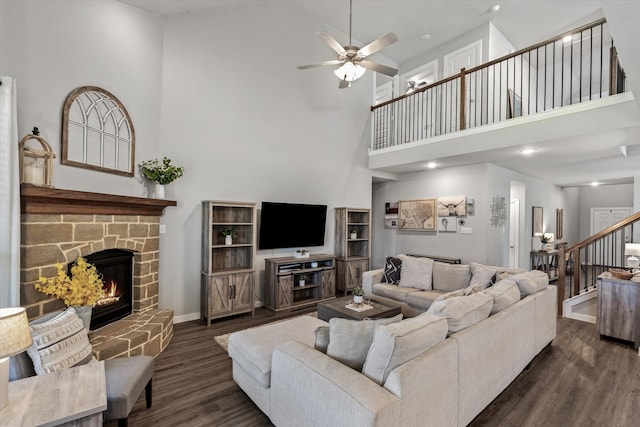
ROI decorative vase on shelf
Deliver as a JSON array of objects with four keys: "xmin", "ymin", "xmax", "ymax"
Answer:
[
  {"xmin": 350, "ymin": 232, "xmax": 357, "ymax": 239},
  {"xmin": 153, "ymin": 183, "xmax": 165, "ymax": 199},
  {"xmin": 225, "ymin": 235, "xmax": 233, "ymax": 245},
  {"xmin": 354, "ymin": 295, "xmax": 364, "ymax": 304},
  {"xmin": 299, "ymin": 279, "xmax": 305, "ymax": 287},
  {"xmin": 74, "ymin": 305, "xmax": 92, "ymax": 330}
]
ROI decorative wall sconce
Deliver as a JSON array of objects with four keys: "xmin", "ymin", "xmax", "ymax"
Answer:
[{"xmin": 19, "ymin": 127, "xmax": 55, "ymax": 187}]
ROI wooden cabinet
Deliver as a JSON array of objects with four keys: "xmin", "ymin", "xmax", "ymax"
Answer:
[
  {"xmin": 597, "ymin": 273, "xmax": 640, "ymax": 350},
  {"xmin": 335, "ymin": 208, "xmax": 371, "ymax": 295},
  {"xmin": 265, "ymin": 254, "xmax": 336, "ymax": 312},
  {"xmin": 201, "ymin": 201, "xmax": 256, "ymax": 325}
]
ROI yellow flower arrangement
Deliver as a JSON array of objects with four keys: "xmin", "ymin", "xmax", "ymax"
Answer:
[{"xmin": 36, "ymin": 257, "xmax": 105, "ymax": 307}]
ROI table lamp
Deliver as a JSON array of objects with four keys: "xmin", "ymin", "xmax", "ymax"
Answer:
[
  {"xmin": 625, "ymin": 243, "xmax": 640, "ymax": 271},
  {"xmin": 0, "ymin": 307, "xmax": 32, "ymax": 410}
]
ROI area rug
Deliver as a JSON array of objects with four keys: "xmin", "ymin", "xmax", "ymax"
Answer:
[{"xmin": 214, "ymin": 311, "xmax": 317, "ymax": 353}]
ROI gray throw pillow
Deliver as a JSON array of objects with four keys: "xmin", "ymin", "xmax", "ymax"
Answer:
[
  {"xmin": 427, "ymin": 292, "xmax": 493, "ymax": 334},
  {"xmin": 432, "ymin": 262, "xmax": 471, "ymax": 292},
  {"xmin": 326, "ymin": 314, "xmax": 403, "ymax": 371},
  {"xmin": 510, "ymin": 270, "xmax": 549, "ymax": 296},
  {"xmin": 484, "ymin": 279, "xmax": 521, "ymax": 313},
  {"xmin": 398, "ymin": 255, "xmax": 434, "ymax": 290},
  {"xmin": 469, "ymin": 262, "xmax": 498, "ymax": 288}
]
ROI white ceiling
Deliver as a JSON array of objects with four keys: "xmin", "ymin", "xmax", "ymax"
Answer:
[{"xmin": 118, "ymin": 0, "xmax": 640, "ymax": 188}]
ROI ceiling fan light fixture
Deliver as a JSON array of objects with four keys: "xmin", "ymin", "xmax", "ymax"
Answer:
[{"xmin": 334, "ymin": 61, "xmax": 366, "ymax": 82}]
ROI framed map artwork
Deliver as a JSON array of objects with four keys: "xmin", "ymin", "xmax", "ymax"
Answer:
[{"xmin": 398, "ymin": 199, "xmax": 436, "ymax": 231}]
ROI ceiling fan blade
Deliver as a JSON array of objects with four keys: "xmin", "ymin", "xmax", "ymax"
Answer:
[
  {"xmin": 357, "ymin": 33, "xmax": 398, "ymax": 58},
  {"xmin": 338, "ymin": 78, "xmax": 351, "ymax": 89},
  {"xmin": 297, "ymin": 59, "xmax": 344, "ymax": 70},
  {"xmin": 318, "ymin": 31, "xmax": 346, "ymax": 56},
  {"xmin": 361, "ymin": 60, "xmax": 398, "ymax": 77}
]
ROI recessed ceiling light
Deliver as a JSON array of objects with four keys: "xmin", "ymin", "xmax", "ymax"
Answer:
[
  {"xmin": 420, "ymin": 34, "xmax": 432, "ymax": 41},
  {"xmin": 520, "ymin": 148, "xmax": 536, "ymax": 155},
  {"xmin": 563, "ymin": 35, "xmax": 573, "ymax": 43},
  {"xmin": 591, "ymin": 181, "xmax": 600, "ymax": 186},
  {"xmin": 426, "ymin": 162, "xmax": 437, "ymax": 169},
  {"xmin": 491, "ymin": 4, "xmax": 501, "ymax": 13}
]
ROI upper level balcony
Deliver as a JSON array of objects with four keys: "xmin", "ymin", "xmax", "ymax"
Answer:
[{"xmin": 369, "ymin": 19, "xmax": 636, "ymax": 182}]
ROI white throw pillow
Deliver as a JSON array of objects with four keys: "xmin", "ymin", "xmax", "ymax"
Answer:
[
  {"xmin": 26, "ymin": 308, "xmax": 93, "ymax": 375},
  {"xmin": 510, "ymin": 270, "xmax": 549, "ymax": 297},
  {"xmin": 326, "ymin": 314, "xmax": 403, "ymax": 371},
  {"xmin": 427, "ymin": 292, "xmax": 493, "ymax": 334},
  {"xmin": 362, "ymin": 313, "xmax": 447, "ymax": 385},
  {"xmin": 484, "ymin": 279, "xmax": 521, "ymax": 313},
  {"xmin": 469, "ymin": 262, "xmax": 497, "ymax": 288},
  {"xmin": 398, "ymin": 255, "xmax": 434, "ymax": 290}
]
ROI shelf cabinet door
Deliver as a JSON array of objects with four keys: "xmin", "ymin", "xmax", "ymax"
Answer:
[
  {"xmin": 346, "ymin": 259, "xmax": 369, "ymax": 290},
  {"xmin": 322, "ymin": 269, "xmax": 336, "ymax": 299},
  {"xmin": 232, "ymin": 272, "xmax": 254, "ymax": 312},
  {"xmin": 277, "ymin": 275, "xmax": 293, "ymax": 308},
  {"xmin": 209, "ymin": 275, "xmax": 232, "ymax": 317}
]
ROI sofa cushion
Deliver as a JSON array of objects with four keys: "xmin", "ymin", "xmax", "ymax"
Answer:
[
  {"xmin": 314, "ymin": 326, "xmax": 330, "ymax": 353},
  {"xmin": 469, "ymin": 262, "xmax": 497, "ymax": 288},
  {"xmin": 372, "ymin": 283, "xmax": 422, "ymax": 303},
  {"xmin": 433, "ymin": 288, "xmax": 467, "ymax": 303},
  {"xmin": 398, "ymin": 255, "xmax": 434, "ymax": 290},
  {"xmin": 26, "ymin": 307, "xmax": 93, "ymax": 375},
  {"xmin": 510, "ymin": 270, "xmax": 549, "ymax": 297},
  {"xmin": 432, "ymin": 262, "xmax": 471, "ymax": 292},
  {"xmin": 484, "ymin": 279, "xmax": 521, "ymax": 314},
  {"xmin": 405, "ymin": 290, "xmax": 445, "ymax": 311},
  {"xmin": 362, "ymin": 313, "xmax": 447, "ymax": 385},
  {"xmin": 326, "ymin": 314, "xmax": 402, "ymax": 371},
  {"xmin": 381, "ymin": 256, "xmax": 403, "ymax": 284},
  {"xmin": 427, "ymin": 292, "xmax": 493, "ymax": 334}
]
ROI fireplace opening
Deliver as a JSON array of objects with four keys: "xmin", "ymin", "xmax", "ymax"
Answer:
[{"xmin": 74, "ymin": 249, "xmax": 134, "ymax": 330}]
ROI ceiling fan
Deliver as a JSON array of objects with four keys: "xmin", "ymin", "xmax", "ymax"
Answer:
[{"xmin": 297, "ymin": 0, "xmax": 399, "ymax": 89}]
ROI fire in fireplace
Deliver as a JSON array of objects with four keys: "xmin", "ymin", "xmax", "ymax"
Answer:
[{"xmin": 76, "ymin": 249, "xmax": 134, "ymax": 330}]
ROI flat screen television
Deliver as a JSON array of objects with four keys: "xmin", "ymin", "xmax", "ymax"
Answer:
[{"xmin": 258, "ymin": 202, "xmax": 327, "ymax": 250}]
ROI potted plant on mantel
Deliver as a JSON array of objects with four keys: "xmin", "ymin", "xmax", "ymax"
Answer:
[
  {"xmin": 221, "ymin": 228, "xmax": 237, "ymax": 245},
  {"xmin": 138, "ymin": 157, "xmax": 185, "ymax": 199},
  {"xmin": 35, "ymin": 257, "xmax": 105, "ymax": 330}
]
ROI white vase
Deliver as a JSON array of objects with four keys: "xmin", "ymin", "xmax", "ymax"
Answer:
[
  {"xmin": 299, "ymin": 280, "xmax": 305, "ymax": 287},
  {"xmin": 74, "ymin": 305, "xmax": 92, "ymax": 330},
  {"xmin": 354, "ymin": 295, "xmax": 364, "ymax": 304},
  {"xmin": 153, "ymin": 183, "xmax": 165, "ymax": 199},
  {"xmin": 350, "ymin": 233, "xmax": 357, "ymax": 239},
  {"xmin": 225, "ymin": 235, "xmax": 233, "ymax": 245}
]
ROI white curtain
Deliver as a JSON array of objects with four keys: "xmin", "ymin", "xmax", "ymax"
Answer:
[{"xmin": 0, "ymin": 75, "xmax": 20, "ymax": 308}]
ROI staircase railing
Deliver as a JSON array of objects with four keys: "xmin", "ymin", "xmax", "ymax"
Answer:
[
  {"xmin": 371, "ymin": 18, "xmax": 625, "ymax": 151},
  {"xmin": 557, "ymin": 211, "xmax": 640, "ymax": 315}
]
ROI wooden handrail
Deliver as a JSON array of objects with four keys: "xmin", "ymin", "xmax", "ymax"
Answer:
[
  {"xmin": 371, "ymin": 17, "xmax": 608, "ymax": 112},
  {"xmin": 557, "ymin": 210, "xmax": 640, "ymax": 314}
]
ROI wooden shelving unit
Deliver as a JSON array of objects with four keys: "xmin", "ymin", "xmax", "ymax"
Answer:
[
  {"xmin": 335, "ymin": 208, "xmax": 371, "ymax": 295},
  {"xmin": 201, "ymin": 201, "xmax": 256, "ymax": 325},
  {"xmin": 265, "ymin": 254, "xmax": 336, "ymax": 312}
]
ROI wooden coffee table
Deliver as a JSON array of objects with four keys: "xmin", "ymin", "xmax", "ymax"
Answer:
[{"xmin": 317, "ymin": 296, "xmax": 401, "ymax": 321}]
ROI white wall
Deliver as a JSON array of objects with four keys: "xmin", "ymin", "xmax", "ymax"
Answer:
[{"xmin": 2, "ymin": 1, "xmax": 377, "ymax": 320}]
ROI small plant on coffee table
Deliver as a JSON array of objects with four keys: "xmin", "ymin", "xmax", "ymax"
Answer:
[{"xmin": 352, "ymin": 285, "xmax": 365, "ymax": 297}]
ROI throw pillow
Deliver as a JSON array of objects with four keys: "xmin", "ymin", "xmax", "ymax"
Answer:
[
  {"xmin": 509, "ymin": 270, "xmax": 549, "ymax": 297},
  {"xmin": 381, "ymin": 256, "xmax": 402, "ymax": 284},
  {"xmin": 326, "ymin": 314, "xmax": 403, "ymax": 371},
  {"xmin": 432, "ymin": 288, "xmax": 466, "ymax": 304},
  {"xmin": 26, "ymin": 307, "xmax": 93, "ymax": 375},
  {"xmin": 432, "ymin": 262, "xmax": 471, "ymax": 292},
  {"xmin": 484, "ymin": 279, "xmax": 521, "ymax": 314},
  {"xmin": 314, "ymin": 326, "xmax": 330, "ymax": 353},
  {"xmin": 426, "ymin": 292, "xmax": 493, "ymax": 334},
  {"xmin": 362, "ymin": 313, "xmax": 447, "ymax": 385},
  {"xmin": 398, "ymin": 255, "xmax": 434, "ymax": 290},
  {"xmin": 469, "ymin": 262, "xmax": 498, "ymax": 288}
]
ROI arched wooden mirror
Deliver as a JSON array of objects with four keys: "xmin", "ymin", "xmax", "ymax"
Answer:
[{"xmin": 61, "ymin": 86, "xmax": 135, "ymax": 176}]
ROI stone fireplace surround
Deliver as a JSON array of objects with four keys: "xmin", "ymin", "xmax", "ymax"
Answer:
[{"xmin": 20, "ymin": 184, "xmax": 177, "ymax": 360}]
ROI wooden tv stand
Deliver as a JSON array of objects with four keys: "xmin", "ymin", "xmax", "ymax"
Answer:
[{"xmin": 265, "ymin": 254, "xmax": 336, "ymax": 312}]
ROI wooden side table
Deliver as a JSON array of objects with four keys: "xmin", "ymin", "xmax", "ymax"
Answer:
[
  {"xmin": 0, "ymin": 360, "xmax": 107, "ymax": 426},
  {"xmin": 530, "ymin": 249, "xmax": 559, "ymax": 281}
]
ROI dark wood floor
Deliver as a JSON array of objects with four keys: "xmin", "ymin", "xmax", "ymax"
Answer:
[{"xmin": 115, "ymin": 308, "xmax": 640, "ymax": 427}]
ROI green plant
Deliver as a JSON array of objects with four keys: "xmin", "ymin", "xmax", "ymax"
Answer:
[
  {"xmin": 540, "ymin": 234, "xmax": 551, "ymax": 244},
  {"xmin": 138, "ymin": 157, "xmax": 184, "ymax": 185},
  {"xmin": 352, "ymin": 285, "xmax": 365, "ymax": 297},
  {"xmin": 296, "ymin": 274, "xmax": 308, "ymax": 282},
  {"xmin": 350, "ymin": 228, "xmax": 357, "ymax": 234},
  {"xmin": 221, "ymin": 228, "xmax": 237, "ymax": 238}
]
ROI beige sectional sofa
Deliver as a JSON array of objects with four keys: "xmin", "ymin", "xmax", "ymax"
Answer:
[{"xmin": 228, "ymin": 258, "xmax": 557, "ymax": 427}]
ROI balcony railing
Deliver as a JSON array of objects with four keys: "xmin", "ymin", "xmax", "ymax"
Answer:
[{"xmin": 371, "ymin": 18, "xmax": 624, "ymax": 151}]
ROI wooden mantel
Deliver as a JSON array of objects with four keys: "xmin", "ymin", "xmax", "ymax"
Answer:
[{"xmin": 20, "ymin": 184, "xmax": 177, "ymax": 216}]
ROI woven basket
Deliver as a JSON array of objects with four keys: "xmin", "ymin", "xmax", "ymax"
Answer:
[{"xmin": 609, "ymin": 268, "xmax": 633, "ymax": 280}]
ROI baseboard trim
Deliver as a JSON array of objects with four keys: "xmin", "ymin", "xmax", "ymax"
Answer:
[{"xmin": 173, "ymin": 312, "xmax": 201, "ymax": 324}]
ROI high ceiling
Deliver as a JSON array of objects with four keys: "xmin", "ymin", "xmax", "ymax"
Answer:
[{"xmin": 118, "ymin": 0, "xmax": 640, "ymax": 188}]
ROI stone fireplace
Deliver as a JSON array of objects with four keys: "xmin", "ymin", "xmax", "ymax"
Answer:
[{"xmin": 20, "ymin": 184, "xmax": 176, "ymax": 359}]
